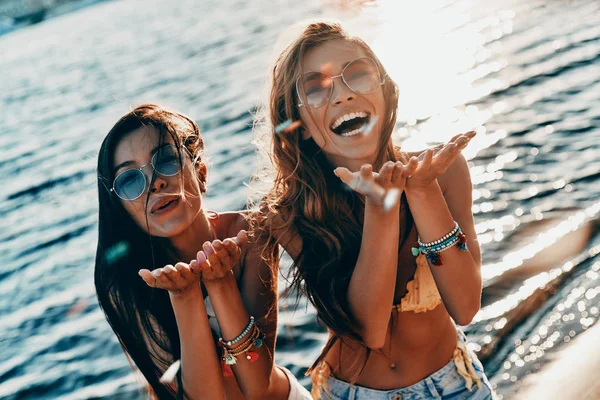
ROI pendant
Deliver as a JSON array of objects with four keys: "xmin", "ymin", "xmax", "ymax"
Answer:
[
  {"xmin": 222, "ymin": 348, "xmax": 237, "ymax": 365},
  {"xmin": 390, "ymin": 363, "xmax": 396, "ymax": 370}
]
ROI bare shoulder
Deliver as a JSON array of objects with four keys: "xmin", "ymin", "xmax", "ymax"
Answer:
[
  {"xmin": 270, "ymin": 213, "xmax": 302, "ymax": 260},
  {"xmin": 437, "ymin": 153, "xmax": 471, "ymax": 195},
  {"xmin": 215, "ymin": 211, "xmax": 250, "ymax": 238}
]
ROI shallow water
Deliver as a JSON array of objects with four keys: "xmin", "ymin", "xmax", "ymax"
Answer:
[{"xmin": 0, "ymin": 0, "xmax": 599, "ymax": 398}]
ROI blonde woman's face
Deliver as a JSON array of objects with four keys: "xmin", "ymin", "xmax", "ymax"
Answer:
[
  {"xmin": 298, "ymin": 39, "xmax": 386, "ymax": 169},
  {"xmin": 112, "ymin": 127, "xmax": 203, "ymax": 237}
]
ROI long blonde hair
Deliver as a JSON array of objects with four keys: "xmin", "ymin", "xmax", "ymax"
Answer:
[{"xmin": 251, "ymin": 21, "xmax": 413, "ymax": 378}]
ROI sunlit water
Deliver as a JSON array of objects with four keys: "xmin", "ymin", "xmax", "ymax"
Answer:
[{"xmin": 0, "ymin": 0, "xmax": 599, "ymax": 398}]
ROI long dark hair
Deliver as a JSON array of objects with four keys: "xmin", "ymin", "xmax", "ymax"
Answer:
[
  {"xmin": 94, "ymin": 104, "xmax": 207, "ymax": 398},
  {"xmin": 252, "ymin": 21, "xmax": 414, "ymax": 379}
]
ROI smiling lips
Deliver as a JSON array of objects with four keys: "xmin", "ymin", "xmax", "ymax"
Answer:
[{"xmin": 330, "ymin": 111, "xmax": 371, "ymax": 137}]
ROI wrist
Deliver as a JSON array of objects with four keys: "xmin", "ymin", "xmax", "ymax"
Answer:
[
  {"xmin": 203, "ymin": 272, "xmax": 237, "ymax": 293},
  {"xmin": 365, "ymin": 201, "xmax": 399, "ymax": 217},
  {"xmin": 406, "ymin": 180, "xmax": 441, "ymax": 199},
  {"xmin": 169, "ymin": 284, "xmax": 203, "ymax": 302}
]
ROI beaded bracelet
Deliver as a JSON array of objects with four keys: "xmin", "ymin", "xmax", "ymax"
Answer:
[
  {"xmin": 219, "ymin": 316, "xmax": 254, "ymax": 347},
  {"xmin": 412, "ymin": 222, "xmax": 468, "ymax": 266},
  {"xmin": 220, "ymin": 323, "xmax": 265, "ymax": 377},
  {"xmin": 417, "ymin": 222, "xmax": 459, "ymax": 247}
]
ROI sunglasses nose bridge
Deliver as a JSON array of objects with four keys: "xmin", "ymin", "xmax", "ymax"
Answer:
[{"xmin": 330, "ymin": 73, "xmax": 355, "ymax": 105}]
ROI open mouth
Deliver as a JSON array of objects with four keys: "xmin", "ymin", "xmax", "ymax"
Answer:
[{"xmin": 330, "ymin": 111, "xmax": 371, "ymax": 137}]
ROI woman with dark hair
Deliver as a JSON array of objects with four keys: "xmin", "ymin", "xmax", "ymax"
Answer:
[
  {"xmin": 253, "ymin": 21, "xmax": 496, "ymax": 399},
  {"xmin": 94, "ymin": 104, "xmax": 311, "ymax": 399}
]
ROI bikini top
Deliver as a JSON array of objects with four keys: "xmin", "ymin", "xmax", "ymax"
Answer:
[{"xmin": 392, "ymin": 252, "xmax": 442, "ymax": 313}]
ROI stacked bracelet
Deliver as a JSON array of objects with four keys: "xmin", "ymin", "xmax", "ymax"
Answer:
[
  {"xmin": 218, "ymin": 317, "xmax": 264, "ymax": 377},
  {"xmin": 412, "ymin": 222, "xmax": 468, "ymax": 266},
  {"xmin": 219, "ymin": 316, "xmax": 254, "ymax": 347}
]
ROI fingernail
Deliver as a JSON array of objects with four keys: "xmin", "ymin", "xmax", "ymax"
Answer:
[
  {"xmin": 213, "ymin": 241, "xmax": 221, "ymax": 249},
  {"xmin": 333, "ymin": 168, "xmax": 339, "ymax": 176},
  {"xmin": 197, "ymin": 252, "xmax": 206, "ymax": 264},
  {"xmin": 138, "ymin": 270, "xmax": 143, "ymax": 277},
  {"xmin": 153, "ymin": 270, "xmax": 162, "ymax": 277}
]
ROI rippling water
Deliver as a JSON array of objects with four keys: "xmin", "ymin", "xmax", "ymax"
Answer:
[{"xmin": 1, "ymin": 0, "xmax": 599, "ymax": 398}]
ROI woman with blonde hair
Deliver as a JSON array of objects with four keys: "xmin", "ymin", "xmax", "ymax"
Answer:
[
  {"xmin": 253, "ymin": 21, "xmax": 496, "ymax": 399},
  {"xmin": 94, "ymin": 104, "xmax": 311, "ymax": 399}
]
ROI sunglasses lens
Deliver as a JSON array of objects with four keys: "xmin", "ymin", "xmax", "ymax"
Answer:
[
  {"xmin": 344, "ymin": 58, "xmax": 380, "ymax": 94},
  {"xmin": 153, "ymin": 145, "xmax": 181, "ymax": 176},
  {"xmin": 300, "ymin": 72, "xmax": 333, "ymax": 108},
  {"xmin": 114, "ymin": 169, "xmax": 146, "ymax": 200}
]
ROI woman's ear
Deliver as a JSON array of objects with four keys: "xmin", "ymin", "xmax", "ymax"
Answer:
[{"xmin": 197, "ymin": 162, "xmax": 208, "ymax": 193}]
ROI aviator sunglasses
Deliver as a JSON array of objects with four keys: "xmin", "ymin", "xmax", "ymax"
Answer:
[{"xmin": 296, "ymin": 57, "xmax": 384, "ymax": 109}]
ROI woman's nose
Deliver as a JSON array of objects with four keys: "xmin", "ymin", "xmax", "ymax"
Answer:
[
  {"xmin": 149, "ymin": 174, "xmax": 168, "ymax": 193},
  {"xmin": 331, "ymin": 79, "xmax": 355, "ymax": 106}
]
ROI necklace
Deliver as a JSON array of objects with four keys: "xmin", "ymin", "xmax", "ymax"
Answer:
[{"xmin": 375, "ymin": 312, "xmax": 398, "ymax": 370}]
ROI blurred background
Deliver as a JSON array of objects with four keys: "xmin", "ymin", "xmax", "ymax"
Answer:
[{"xmin": 0, "ymin": 0, "xmax": 599, "ymax": 398}]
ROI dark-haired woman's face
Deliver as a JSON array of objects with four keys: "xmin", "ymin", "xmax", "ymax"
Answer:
[
  {"xmin": 298, "ymin": 39, "xmax": 385, "ymax": 168},
  {"xmin": 112, "ymin": 127, "xmax": 203, "ymax": 237}
]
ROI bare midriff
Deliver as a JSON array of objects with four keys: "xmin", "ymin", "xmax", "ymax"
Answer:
[{"xmin": 322, "ymin": 305, "xmax": 458, "ymax": 389}]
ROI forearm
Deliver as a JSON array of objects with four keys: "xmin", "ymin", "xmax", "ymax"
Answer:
[
  {"xmin": 205, "ymin": 274, "xmax": 272, "ymax": 399},
  {"xmin": 170, "ymin": 287, "xmax": 226, "ymax": 400},
  {"xmin": 348, "ymin": 202, "xmax": 400, "ymax": 348},
  {"xmin": 405, "ymin": 182, "xmax": 482, "ymax": 324}
]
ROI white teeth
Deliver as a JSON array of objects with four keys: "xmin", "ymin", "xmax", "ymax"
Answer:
[
  {"xmin": 340, "ymin": 128, "xmax": 362, "ymax": 137},
  {"xmin": 331, "ymin": 112, "xmax": 369, "ymax": 130}
]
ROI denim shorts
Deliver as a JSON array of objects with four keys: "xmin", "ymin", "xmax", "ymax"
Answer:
[{"xmin": 319, "ymin": 331, "xmax": 496, "ymax": 400}]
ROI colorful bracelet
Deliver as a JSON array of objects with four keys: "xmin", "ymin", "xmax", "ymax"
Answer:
[
  {"xmin": 417, "ymin": 222, "xmax": 459, "ymax": 247},
  {"xmin": 412, "ymin": 222, "xmax": 468, "ymax": 266},
  {"xmin": 219, "ymin": 316, "xmax": 254, "ymax": 347},
  {"xmin": 219, "ymin": 323, "xmax": 265, "ymax": 377}
]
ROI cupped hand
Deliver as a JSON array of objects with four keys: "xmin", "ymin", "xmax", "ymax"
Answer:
[
  {"xmin": 334, "ymin": 158, "xmax": 418, "ymax": 208},
  {"xmin": 406, "ymin": 130, "xmax": 476, "ymax": 191},
  {"xmin": 192, "ymin": 230, "xmax": 248, "ymax": 283},
  {"xmin": 138, "ymin": 261, "xmax": 200, "ymax": 296}
]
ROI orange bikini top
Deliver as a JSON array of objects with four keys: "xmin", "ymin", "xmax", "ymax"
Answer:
[{"xmin": 392, "ymin": 252, "xmax": 442, "ymax": 313}]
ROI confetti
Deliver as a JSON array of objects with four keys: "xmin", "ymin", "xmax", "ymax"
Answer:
[
  {"xmin": 159, "ymin": 360, "xmax": 181, "ymax": 384},
  {"xmin": 360, "ymin": 115, "xmax": 379, "ymax": 135},
  {"xmin": 383, "ymin": 188, "xmax": 401, "ymax": 212},
  {"xmin": 66, "ymin": 298, "xmax": 88, "ymax": 317},
  {"xmin": 105, "ymin": 241, "xmax": 129, "ymax": 265},
  {"xmin": 274, "ymin": 120, "xmax": 302, "ymax": 134}
]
